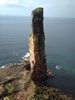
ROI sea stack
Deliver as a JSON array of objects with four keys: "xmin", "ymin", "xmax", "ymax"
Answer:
[{"xmin": 29, "ymin": 7, "xmax": 47, "ymax": 82}]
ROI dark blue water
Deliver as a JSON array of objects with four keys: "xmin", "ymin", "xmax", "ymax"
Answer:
[{"xmin": 0, "ymin": 16, "xmax": 75, "ymax": 98}]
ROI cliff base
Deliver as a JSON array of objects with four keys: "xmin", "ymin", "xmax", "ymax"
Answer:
[{"xmin": 0, "ymin": 60, "xmax": 73, "ymax": 100}]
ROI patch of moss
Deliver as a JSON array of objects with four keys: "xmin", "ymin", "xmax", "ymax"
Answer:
[
  {"xmin": 35, "ymin": 86, "xmax": 44, "ymax": 94},
  {"xmin": 3, "ymin": 96, "xmax": 10, "ymax": 100},
  {"xmin": 5, "ymin": 83, "xmax": 14, "ymax": 93},
  {"xmin": 32, "ymin": 7, "xmax": 43, "ymax": 13},
  {"xmin": 30, "ymin": 86, "xmax": 48, "ymax": 100}
]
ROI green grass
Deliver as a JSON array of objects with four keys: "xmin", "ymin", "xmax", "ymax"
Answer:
[
  {"xmin": 33, "ymin": 7, "xmax": 43, "ymax": 13},
  {"xmin": 5, "ymin": 83, "xmax": 14, "ymax": 93},
  {"xmin": 3, "ymin": 97, "xmax": 10, "ymax": 100}
]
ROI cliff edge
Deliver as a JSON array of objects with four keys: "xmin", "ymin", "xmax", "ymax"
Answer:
[{"xmin": 0, "ymin": 7, "xmax": 73, "ymax": 100}]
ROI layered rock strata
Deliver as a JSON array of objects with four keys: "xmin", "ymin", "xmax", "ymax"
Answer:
[
  {"xmin": 29, "ymin": 8, "xmax": 47, "ymax": 82},
  {"xmin": 0, "ymin": 7, "xmax": 73, "ymax": 100}
]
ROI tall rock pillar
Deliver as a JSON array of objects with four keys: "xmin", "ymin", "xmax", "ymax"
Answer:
[{"xmin": 29, "ymin": 7, "xmax": 47, "ymax": 82}]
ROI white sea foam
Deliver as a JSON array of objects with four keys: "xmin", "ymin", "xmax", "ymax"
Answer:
[
  {"xmin": 0, "ymin": 52, "xmax": 30, "ymax": 69},
  {"xmin": 55, "ymin": 65, "xmax": 61, "ymax": 70},
  {"xmin": 22, "ymin": 52, "xmax": 30, "ymax": 61},
  {"xmin": 0, "ymin": 65, "xmax": 5, "ymax": 69}
]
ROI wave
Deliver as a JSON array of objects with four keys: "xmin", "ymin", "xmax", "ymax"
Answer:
[
  {"xmin": 55, "ymin": 65, "xmax": 61, "ymax": 70},
  {"xmin": 0, "ymin": 65, "xmax": 5, "ymax": 69},
  {"xmin": 22, "ymin": 52, "xmax": 30, "ymax": 61}
]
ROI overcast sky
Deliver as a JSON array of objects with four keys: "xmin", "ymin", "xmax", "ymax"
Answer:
[{"xmin": 0, "ymin": 0, "xmax": 75, "ymax": 18}]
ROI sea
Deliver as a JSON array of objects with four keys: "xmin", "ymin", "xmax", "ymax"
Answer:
[{"xmin": 0, "ymin": 16, "xmax": 75, "ymax": 98}]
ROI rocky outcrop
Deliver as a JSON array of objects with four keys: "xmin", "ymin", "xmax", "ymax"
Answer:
[
  {"xmin": 0, "ymin": 60, "xmax": 31, "ymax": 99},
  {"xmin": 0, "ymin": 60, "xmax": 73, "ymax": 100},
  {"xmin": 29, "ymin": 7, "xmax": 47, "ymax": 82},
  {"xmin": 0, "ymin": 7, "xmax": 73, "ymax": 100}
]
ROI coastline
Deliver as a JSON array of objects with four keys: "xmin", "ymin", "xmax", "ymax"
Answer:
[
  {"xmin": 0, "ymin": 59, "xmax": 73, "ymax": 100},
  {"xmin": 0, "ymin": 7, "xmax": 74, "ymax": 100}
]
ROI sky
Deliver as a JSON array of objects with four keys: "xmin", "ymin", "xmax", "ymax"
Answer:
[{"xmin": 0, "ymin": 0, "xmax": 75, "ymax": 17}]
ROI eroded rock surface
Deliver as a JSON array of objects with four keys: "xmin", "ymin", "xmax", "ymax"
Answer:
[
  {"xmin": 0, "ymin": 60, "xmax": 31, "ymax": 99},
  {"xmin": 0, "ymin": 60, "xmax": 73, "ymax": 100},
  {"xmin": 29, "ymin": 7, "xmax": 47, "ymax": 82},
  {"xmin": 0, "ymin": 7, "xmax": 73, "ymax": 100}
]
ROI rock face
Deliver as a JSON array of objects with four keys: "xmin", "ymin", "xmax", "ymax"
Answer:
[
  {"xmin": 0, "ymin": 61, "xmax": 73, "ymax": 100},
  {"xmin": 29, "ymin": 7, "xmax": 47, "ymax": 82},
  {"xmin": 0, "ymin": 8, "xmax": 73, "ymax": 100}
]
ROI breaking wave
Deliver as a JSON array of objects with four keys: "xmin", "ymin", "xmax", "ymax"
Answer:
[
  {"xmin": 55, "ymin": 65, "xmax": 61, "ymax": 70},
  {"xmin": 22, "ymin": 52, "xmax": 30, "ymax": 61}
]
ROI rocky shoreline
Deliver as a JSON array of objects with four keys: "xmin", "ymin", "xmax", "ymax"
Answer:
[
  {"xmin": 0, "ymin": 7, "xmax": 74, "ymax": 100},
  {"xmin": 0, "ymin": 59, "xmax": 73, "ymax": 100}
]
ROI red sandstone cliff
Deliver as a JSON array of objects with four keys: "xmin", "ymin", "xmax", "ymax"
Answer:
[
  {"xmin": 0, "ymin": 7, "xmax": 73, "ymax": 100},
  {"xmin": 29, "ymin": 8, "xmax": 47, "ymax": 82}
]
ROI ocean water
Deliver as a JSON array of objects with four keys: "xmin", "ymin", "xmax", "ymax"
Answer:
[{"xmin": 0, "ymin": 16, "xmax": 75, "ymax": 98}]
